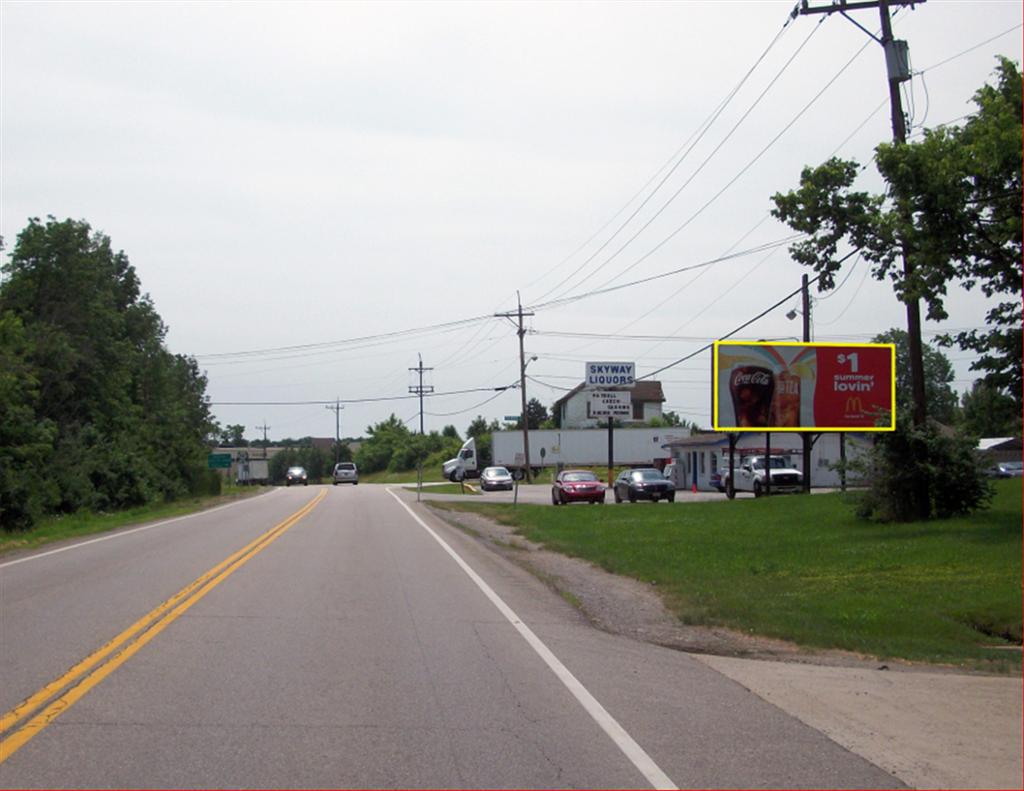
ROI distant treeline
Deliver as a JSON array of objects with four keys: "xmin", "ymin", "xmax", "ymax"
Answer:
[{"xmin": 1, "ymin": 217, "xmax": 219, "ymax": 530}]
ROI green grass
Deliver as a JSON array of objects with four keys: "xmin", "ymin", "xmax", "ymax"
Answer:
[
  {"xmin": 403, "ymin": 483, "xmax": 480, "ymax": 495},
  {"xmin": 0, "ymin": 485, "xmax": 268, "ymax": 556},
  {"xmin": 361, "ymin": 469, "xmax": 447, "ymax": 484},
  {"xmin": 434, "ymin": 479, "xmax": 1023, "ymax": 670}
]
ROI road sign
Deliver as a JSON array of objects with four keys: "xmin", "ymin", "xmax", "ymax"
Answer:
[
  {"xmin": 585, "ymin": 361, "xmax": 635, "ymax": 389},
  {"xmin": 713, "ymin": 341, "xmax": 895, "ymax": 432},
  {"xmin": 504, "ymin": 416, "xmax": 520, "ymax": 422},
  {"xmin": 588, "ymin": 390, "xmax": 632, "ymax": 418},
  {"xmin": 207, "ymin": 453, "xmax": 232, "ymax": 469}
]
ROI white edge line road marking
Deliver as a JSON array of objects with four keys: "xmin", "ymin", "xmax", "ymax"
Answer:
[
  {"xmin": 0, "ymin": 489, "xmax": 282, "ymax": 570},
  {"xmin": 386, "ymin": 487, "xmax": 678, "ymax": 791}
]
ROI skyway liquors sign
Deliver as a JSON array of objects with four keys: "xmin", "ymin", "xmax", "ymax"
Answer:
[{"xmin": 585, "ymin": 361, "xmax": 635, "ymax": 388}]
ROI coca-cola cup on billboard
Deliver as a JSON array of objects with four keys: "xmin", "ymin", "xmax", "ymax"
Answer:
[{"xmin": 729, "ymin": 366, "xmax": 774, "ymax": 427}]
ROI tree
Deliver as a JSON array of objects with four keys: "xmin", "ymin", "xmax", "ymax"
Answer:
[
  {"xmin": 872, "ymin": 329, "xmax": 958, "ymax": 424},
  {"xmin": 525, "ymin": 398, "xmax": 549, "ymax": 429},
  {"xmin": 441, "ymin": 424, "xmax": 461, "ymax": 440},
  {"xmin": 1, "ymin": 217, "xmax": 216, "ymax": 526},
  {"xmin": 959, "ymin": 381, "xmax": 1021, "ymax": 438},
  {"xmin": 466, "ymin": 415, "xmax": 499, "ymax": 439},
  {"xmin": 771, "ymin": 59, "xmax": 1021, "ymax": 519},
  {"xmin": 219, "ymin": 424, "xmax": 247, "ymax": 447},
  {"xmin": 937, "ymin": 59, "xmax": 1022, "ymax": 408}
]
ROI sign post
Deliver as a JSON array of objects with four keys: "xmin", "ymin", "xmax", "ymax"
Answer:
[{"xmin": 585, "ymin": 362, "xmax": 635, "ymax": 489}]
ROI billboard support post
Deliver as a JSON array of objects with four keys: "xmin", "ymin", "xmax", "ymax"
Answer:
[
  {"xmin": 765, "ymin": 432, "xmax": 772, "ymax": 497},
  {"xmin": 727, "ymin": 433, "xmax": 737, "ymax": 499}
]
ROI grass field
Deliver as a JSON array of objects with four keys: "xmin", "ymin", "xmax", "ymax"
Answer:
[
  {"xmin": 436, "ymin": 479, "xmax": 1022, "ymax": 670},
  {"xmin": 0, "ymin": 485, "xmax": 267, "ymax": 556},
  {"xmin": 403, "ymin": 483, "xmax": 480, "ymax": 495}
]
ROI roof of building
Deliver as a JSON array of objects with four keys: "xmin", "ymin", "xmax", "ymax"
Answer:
[{"xmin": 552, "ymin": 380, "xmax": 666, "ymax": 410}]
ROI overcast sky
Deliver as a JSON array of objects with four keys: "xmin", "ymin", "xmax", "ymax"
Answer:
[{"xmin": 2, "ymin": 0, "xmax": 1021, "ymax": 442}]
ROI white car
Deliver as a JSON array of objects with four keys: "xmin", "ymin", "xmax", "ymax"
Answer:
[
  {"xmin": 723, "ymin": 455, "xmax": 803, "ymax": 498},
  {"xmin": 479, "ymin": 466, "xmax": 514, "ymax": 491},
  {"xmin": 332, "ymin": 462, "xmax": 359, "ymax": 485}
]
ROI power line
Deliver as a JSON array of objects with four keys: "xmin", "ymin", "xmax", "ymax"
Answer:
[
  {"xmin": 530, "ymin": 8, "xmax": 801, "ymax": 305},
  {"xmin": 527, "ymin": 234, "xmax": 802, "ymax": 312},
  {"xmin": 543, "ymin": 16, "xmax": 827, "ymax": 305},
  {"xmin": 210, "ymin": 385, "xmax": 512, "ymax": 406}
]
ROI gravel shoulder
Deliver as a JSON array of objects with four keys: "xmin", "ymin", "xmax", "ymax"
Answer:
[{"xmin": 428, "ymin": 503, "xmax": 1023, "ymax": 790}]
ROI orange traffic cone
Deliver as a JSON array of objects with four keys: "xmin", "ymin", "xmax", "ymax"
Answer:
[{"xmin": 692, "ymin": 482, "xmax": 698, "ymax": 494}]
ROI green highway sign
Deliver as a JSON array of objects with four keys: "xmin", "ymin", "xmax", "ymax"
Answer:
[
  {"xmin": 207, "ymin": 453, "xmax": 232, "ymax": 469},
  {"xmin": 504, "ymin": 416, "xmax": 520, "ymax": 421}
]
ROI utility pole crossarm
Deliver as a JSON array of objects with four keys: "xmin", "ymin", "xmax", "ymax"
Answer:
[{"xmin": 798, "ymin": 0, "xmax": 924, "ymax": 15}]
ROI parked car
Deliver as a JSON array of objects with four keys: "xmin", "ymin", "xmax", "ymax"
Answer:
[
  {"xmin": 552, "ymin": 470, "xmax": 606, "ymax": 505},
  {"xmin": 285, "ymin": 466, "xmax": 308, "ymax": 486},
  {"xmin": 986, "ymin": 460, "xmax": 1023, "ymax": 478},
  {"xmin": 723, "ymin": 455, "xmax": 802, "ymax": 498},
  {"xmin": 332, "ymin": 462, "xmax": 359, "ymax": 485},
  {"xmin": 613, "ymin": 468, "xmax": 674, "ymax": 503},
  {"xmin": 479, "ymin": 466, "xmax": 514, "ymax": 491}
]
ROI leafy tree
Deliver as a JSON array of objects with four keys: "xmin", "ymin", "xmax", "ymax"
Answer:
[
  {"xmin": 441, "ymin": 424, "xmax": 460, "ymax": 440},
  {"xmin": 959, "ymin": 381, "xmax": 1021, "ymax": 438},
  {"xmin": 0, "ymin": 312, "xmax": 58, "ymax": 529},
  {"xmin": 466, "ymin": 416, "xmax": 496, "ymax": 439},
  {"xmin": 771, "ymin": 59, "xmax": 1021, "ymax": 519},
  {"xmin": 937, "ymin": 59, "xmax": 1022, "ymax": 407},
  {"xmin": 526, "ymin": 398, "xmax": 548, "ymax": 429},
  {"xmin": 0, "ymin": 217, "xmax": 216, "ymax": 526},
  {"xmin": 219, "ymin": 424, "xmax": 247, "ymax": 447},
  {"xmin": 872, "ymin": 329, "xmax": 958, "ymax": 424},
  {"xmin": 354, "ymin": 414, "xmax": 412, "ymax": 474}
]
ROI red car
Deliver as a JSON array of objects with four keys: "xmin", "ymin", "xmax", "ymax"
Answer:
[{"xmin": 551, "ymin": 470, "xmax": 606, "ymax": 505}]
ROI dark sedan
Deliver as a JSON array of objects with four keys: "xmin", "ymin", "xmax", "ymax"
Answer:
[
  {"xmin": 552, "ymin": 470, "xmax": 606, "ymax": 505},
  {"xmin": 613, "ymin": 468, "xmax": 674, "ymax": 503}
]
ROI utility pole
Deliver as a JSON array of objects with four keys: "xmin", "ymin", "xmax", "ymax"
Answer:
[
  {"xmin": 496, "ymin": 293, "xmax": 536, "ymax": 483},
  {"xmin": 408, "ymin": 354, "xmax": 434, "ymax": 435},
  {"xmin": 800, "ymin": 274, "xmax": 813, "ymax": 493},
  {"xmin": 325, "ymin": 400, "xmax": 344, "ymax": 463},
  {"xmin": 797, "ymin": 0, "xmax": 928, "ymax": 428},
  {"xmin": 255, "ymin": 422, "xmax": 271, "ymax": 460},
  {"xmin": 409, "ymin": 355, "xmax": 433, "ymax": 497}
]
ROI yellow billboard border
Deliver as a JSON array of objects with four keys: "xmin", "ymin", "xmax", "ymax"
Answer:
[{"xmin": 712, "ymin": 340, "xmax": 897, "ymax": 432}]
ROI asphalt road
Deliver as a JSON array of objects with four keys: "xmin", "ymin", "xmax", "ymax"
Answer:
[{"xmin": 0, "ymin": 485, "xmax": 902, "ymax": 789}]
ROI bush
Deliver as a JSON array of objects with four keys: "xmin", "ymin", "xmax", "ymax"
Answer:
[{"xmin": 850, "ymin": 415, "xmax": 993, "ymax": 521}]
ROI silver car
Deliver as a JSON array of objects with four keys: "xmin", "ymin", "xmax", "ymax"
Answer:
[
  {"xmin": 479, "ymin": 466, "xmax": 514, "ymax": 492},
  {"xmin": 332, "ymin": 462, "xmax": 359, "ymax": 485}
]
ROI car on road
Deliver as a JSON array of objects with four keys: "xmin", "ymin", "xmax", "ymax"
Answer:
[
  {"xmin": 285, "ymin": 466, "xmax": 308, "ymax": 486},
  {"xmin": 479, "ymin": 466, "xmax": 514, "ymax": 491},
  {"xmin": 613, "ymin": 468, "xmax": 674, "ymax": 503},
  {"xmin": 986, "ymin": 460, "xmax": 1023, "ymax": 478},
  {"xmin": 332, "ymin": 462, "xmax": 359, "ymax": 485},
  {"xmin": 552, "ymin": 470, "xmax": 606, "ymax": 505}
]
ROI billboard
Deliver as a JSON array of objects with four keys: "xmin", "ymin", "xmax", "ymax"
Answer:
[{"xmin": 713, "ymin": 341, "xmax": 895, "ymax": 432}]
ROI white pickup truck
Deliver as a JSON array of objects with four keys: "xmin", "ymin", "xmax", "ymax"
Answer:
[{"xmin": 723, "ymin": 455, "xmax": 803, "ymax": 498}]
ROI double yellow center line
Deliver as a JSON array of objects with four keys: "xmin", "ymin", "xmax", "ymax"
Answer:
[{"xmin": 0, "ymin": 489, "xmax": 326, "ymax": 763}]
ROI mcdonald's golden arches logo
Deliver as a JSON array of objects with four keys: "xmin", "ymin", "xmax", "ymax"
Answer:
[{"xmin": 845, "ymin": 397, "xmax": 864, "ymax": 414}]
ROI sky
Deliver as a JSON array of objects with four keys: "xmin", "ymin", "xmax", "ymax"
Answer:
[{"xmin": 2, "ymin": 0, "xmax": 1021, "ymax": 443}]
